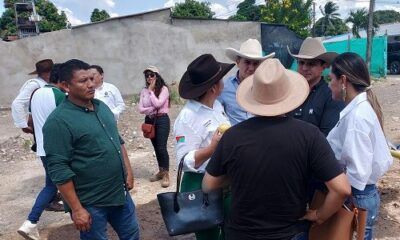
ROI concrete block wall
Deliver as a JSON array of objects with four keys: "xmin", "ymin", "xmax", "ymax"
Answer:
[{"xmin": 0, "ymin": 8, "xmax": 260, "ymax": 108}]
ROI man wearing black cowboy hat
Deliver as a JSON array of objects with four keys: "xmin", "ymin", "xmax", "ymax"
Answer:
[
  {"xmin": 12, "ymin": 59, "xmax": 54, "ymax": 134},
  {"xmin": 173, "ymin": 54, "xmax": 234, "ymax": 240}
]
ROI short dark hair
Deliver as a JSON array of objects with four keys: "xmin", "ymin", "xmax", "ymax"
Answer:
[
  {"xmin": 89, "ymin": 65, "xmax": 104, "ymax": 75},
  {"xmin": 49, "ymin": 63, "xmax": 62, "ymax": 84},
  {"xmin": 59, "ymin": 59, "xmax": 90, "ymax": 83}
]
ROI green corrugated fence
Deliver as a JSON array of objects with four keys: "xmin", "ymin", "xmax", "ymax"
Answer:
[{"xmin": 291, "ymin": 36, "xmax": 387, "ymax": 78}]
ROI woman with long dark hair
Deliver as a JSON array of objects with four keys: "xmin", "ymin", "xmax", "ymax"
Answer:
[
  {"xmin": 138, "ymin": 66, "xmax": 170, "ymax": 188},
  {"xmin": 327, "ymin": 52, "xmax": 393, "ymax": 240}
]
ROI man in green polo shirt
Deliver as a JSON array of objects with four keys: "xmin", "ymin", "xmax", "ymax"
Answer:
[{"xmin": 43, "ymin": 59, "xmax": 139, "ymax": 240}]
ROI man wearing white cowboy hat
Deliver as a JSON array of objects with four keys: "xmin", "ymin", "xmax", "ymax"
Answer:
[
  {"xmin": 203, "ymin": 58, "xmax": 351, "ymax": 240},
  {"xmin": 287, "ymin": 37, "xmax": 344, "ymax": 136},
  {"xmin": 219, "ymin": 38, "xmax": 275, "ymax": 125}
]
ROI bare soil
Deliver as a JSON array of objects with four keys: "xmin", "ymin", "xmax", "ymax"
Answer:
[{"xmin": 1, "ymin": 76, "xmax": 400, "ymax": 240}]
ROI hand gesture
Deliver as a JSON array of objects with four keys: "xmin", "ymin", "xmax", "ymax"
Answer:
[
  {"xmin": 72, "ymin": 207, "xmax": 92, "ymax": 232},
  {"xmin": 210, "ymin": 130, "xmax": 223, "ymax": 150},
  {"xmin": 148, "ymin": 78, "xmax": 156, "ymax": 92}
]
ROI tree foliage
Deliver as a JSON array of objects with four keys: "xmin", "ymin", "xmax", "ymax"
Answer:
[
  {"xmin": 346, "ymin": 8, "xmax": 378, "ymax": 38},
  {"xmin": 230, "ymin": 0, "xmax": 261, "ymax": 21},
  {"xmin": 90, "ymin": 8, "xmax": 110, "ymax": 23},
  {"xmin": 260, "ymin": 0, "xmax": 312, "ymax": 38},
  {"xmin": 0, "ymin": 0, "xmax": 67, "ymax": 39},
  {"xmin": 374, "ymin": 10, "xmax": 400, "ymax": 24},
  {"xmin": 313, "ymin": 18, "xmax": 348, "ymax": 37},
  {"xmin": 172, "ymin": 0, "xmax": 214, "ymax": 19},
  {"xmin": 35, "ymin": 0, "xmax": 68, "ymax": 32}
]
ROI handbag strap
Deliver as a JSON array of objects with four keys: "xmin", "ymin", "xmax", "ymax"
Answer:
[
  {"xmin": 172, "ymin": 153, "xmax": 188, "ymax": 213},
  {"xmin": 176, "ymin": 153, "xmax": 188, "ymax": 194}
]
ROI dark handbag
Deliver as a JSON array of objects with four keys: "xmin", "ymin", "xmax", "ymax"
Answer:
[
  {"xmin": 157, "ymin": 154, "xmax": 224, "ymax": 236},
  {"xmin": 309, "ymin": 190, "xmax": 367, "ymax": 240}
]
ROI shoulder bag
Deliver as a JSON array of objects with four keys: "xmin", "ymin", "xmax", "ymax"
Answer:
[
  {"xmin": 157, "ymin": 154, "xmax": 224, "ymax": 236},
  {"xmin": 309, "ymin": 190, "xmax": 367, "ymax": 240},
  {"xmin": 141, "ymin": 111, "xmax": 157, "ymax": 139}
]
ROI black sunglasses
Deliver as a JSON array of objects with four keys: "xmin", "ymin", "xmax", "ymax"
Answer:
[{"xmin": 145, "ymin": 73, "xmax": 155, "ymax": 78}]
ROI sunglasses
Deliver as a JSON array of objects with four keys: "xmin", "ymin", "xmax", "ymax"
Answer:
[{"xmin": 145, "ymin": 73, "xmax": 155, "ymax": 78}]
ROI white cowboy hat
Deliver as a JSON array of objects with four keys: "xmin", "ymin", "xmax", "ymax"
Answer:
[
  {"xmin": 236, "ymin": 58, "xmax": 309, "ymax": 117},
  {"xmin": 287, "ymin": 37, "xmax": 338, "ymax": 64},
  {"xmin": 226, "ymin": 38, "xmax": 275, "ymax": 62}
]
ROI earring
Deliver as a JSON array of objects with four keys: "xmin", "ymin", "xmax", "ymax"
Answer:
[{"xmin": 341, "ymin": 85, "xmax": 347, "ymax": 102}]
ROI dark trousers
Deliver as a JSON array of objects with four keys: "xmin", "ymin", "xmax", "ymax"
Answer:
[{"xmin": 145, "ymin": 114, "xmax": 170, "ymax": 170}]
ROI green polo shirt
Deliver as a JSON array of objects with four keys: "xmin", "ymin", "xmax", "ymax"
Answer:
[{"xmin": 43, "ymin": 98, "xmax": 126, "ymax": 211}]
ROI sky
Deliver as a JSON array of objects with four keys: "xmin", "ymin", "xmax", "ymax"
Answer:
[{"xmin": 0, "ymin": 0, "xmax": 399, "ymax": 26}]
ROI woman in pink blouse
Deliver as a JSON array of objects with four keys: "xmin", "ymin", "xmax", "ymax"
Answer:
[{"xmin": 139, "ymin": 66, "xmax": 171, "ymax": 187}]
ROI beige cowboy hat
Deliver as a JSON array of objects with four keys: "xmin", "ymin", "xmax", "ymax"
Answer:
[
  {"xmin": 287, "ymin": 37, "xmax": 338, "ymax": 64},
  {"xmin": 236, "ymin": 58, "xmax": 309, "ymax": 116},
  {"xmin": 226, "ymin": 38, "xmax": 275, "ymax": 62}
]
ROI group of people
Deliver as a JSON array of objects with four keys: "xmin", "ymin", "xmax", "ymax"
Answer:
[{"xmin": 10, "ymin": 36, "xmax": 393, "ymax": 240}]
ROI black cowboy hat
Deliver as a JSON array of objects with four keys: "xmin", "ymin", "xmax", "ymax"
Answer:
[{"xmin": 179, "ymin": 54, "xmax": 234, "ymax": 99}]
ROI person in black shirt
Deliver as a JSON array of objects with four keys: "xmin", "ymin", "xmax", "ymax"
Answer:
[
  {"xmin": 287, "ymin": 37, "xmax": 344, "ymax": 136},
  {"xmin": 202, "ymin": 59, "xmax": 351, "ymax": 240}
]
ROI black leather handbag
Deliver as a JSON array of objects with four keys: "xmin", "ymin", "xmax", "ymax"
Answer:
[{"xmin": 157, "ymin": 155, "xmax": 224, "ymax": 236}]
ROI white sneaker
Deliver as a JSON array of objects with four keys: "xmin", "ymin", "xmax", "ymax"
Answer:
[{"xmin": 17, "ymin": 220, "xmax": 40, "ymax": 240}]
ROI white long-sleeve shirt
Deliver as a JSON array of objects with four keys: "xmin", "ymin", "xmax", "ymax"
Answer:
[
  {"xmin": 11, "ymin": 77, "xmax": 47, "ymax": 128},
  {"xmin": 327, "ymin": 92, "xmax": 392, "ymax": 190},
  {"xmin": 95, "ymin": 82, "xmax": 126, "ymax": 121},
  {"xmin": 173, "ymin": 100, "xmax": 230, "ymax": 173}
]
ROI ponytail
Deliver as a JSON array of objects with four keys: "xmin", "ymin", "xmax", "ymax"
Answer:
[{"xmin": 366, "ymin": 89, "xmax": 384, "ymax": 131}]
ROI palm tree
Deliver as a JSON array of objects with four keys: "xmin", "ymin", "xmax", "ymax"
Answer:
[
  {"xmin": 319, "ymin": 1, "xmax": 340, "ymax": 33},
  {"xmin": 346, "ymin": 8, "xmax": 378, "ymax": 38}
]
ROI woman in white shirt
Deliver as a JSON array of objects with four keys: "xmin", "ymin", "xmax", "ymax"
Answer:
[
  {"xmin": 174, "ymin": 54, "xmax": 234, "ymax": 240},
  {"xmin": 327, "ymin": 52, "xmax": 392, "ymax": 240}
]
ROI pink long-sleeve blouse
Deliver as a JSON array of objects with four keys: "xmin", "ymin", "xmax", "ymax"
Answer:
[{"xmin": 138, "ymin": 86, "xmax": 169, "ymax": 116}]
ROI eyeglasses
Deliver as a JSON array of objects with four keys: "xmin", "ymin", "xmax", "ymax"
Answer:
[
  {"xmin": 298, "ymin": 60, "xmax": 322, "ymax": 67},
  {"xmin": 145, "ymin": 73, "xmax": 155, "ymax": 78}
]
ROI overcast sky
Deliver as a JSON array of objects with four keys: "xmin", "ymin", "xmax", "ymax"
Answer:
[{"xmin": 0, "ymin": 0, "xmax": 399, "ymax": 26}]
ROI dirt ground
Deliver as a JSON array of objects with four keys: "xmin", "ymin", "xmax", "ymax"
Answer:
[{"xmin": 1, "ymin": 76, "xmax": 400, "ymax": 240}]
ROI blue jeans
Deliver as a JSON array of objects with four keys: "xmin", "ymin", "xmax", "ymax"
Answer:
[
  {"xmin": 352, "ymin": 185, "xmax": 380, "ymax": 240},
  {"xmin": 291, "ymin": 232, "xmax": 308, "ymax": 240},
  {"xmin": 80, "ymin": 193, "xmax": 140, "ymax": 240},
  {"xmin": 28, "ymin": 156, "xmax": 58, "ymax": 223}
]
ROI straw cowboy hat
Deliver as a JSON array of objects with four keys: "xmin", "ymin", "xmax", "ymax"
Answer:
[
  {"xmin": 237, "ymin": 58, "xmax": 309, "ymax": 116},
  {"xmin": 179, "ymin": 54, "xmax": 234, "ymax": 99},
  {"xmin": 143, "ymin": 65, "xmax": 160, "ymax": 74},
  {"xmin": 287, "ymin": 37, "xmax": 338, "ymax": 64},
  {"xmin": 226, "ymin": 38, "xmax": 275, "ymax": 62},
  {"xmin": 28, "ymin": 59, "xmax": 54, "ymax": 75}
]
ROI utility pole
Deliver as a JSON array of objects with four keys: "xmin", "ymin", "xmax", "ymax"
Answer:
[
  {"xmin": 312, "ymin": 2, "xmax": 316, "ymax": 37},
  {"xmin": 366, "ymin": 0, "xmax": 375, "ymax": 70}
]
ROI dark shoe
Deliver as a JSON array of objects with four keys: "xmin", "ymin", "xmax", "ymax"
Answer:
[
  {"xmin": 161, "ymin": 171, "xmax": 170, "ymax": 188},
  {"xmin": 45, "ymin": 202, "xmax": 64, "ymax": 212}
]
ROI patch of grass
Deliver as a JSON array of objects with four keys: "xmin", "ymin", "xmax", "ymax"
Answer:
[
  {"xmin": 170, "ymin": 88, "xmax": 184, "ymax": 105},
  {"xmin": 23, "ymin": 139, "xmax": 32, "ymax": 150},
  {"xmin": 130, "ymin": 94, "xmax": 140, "ymax": 104}
]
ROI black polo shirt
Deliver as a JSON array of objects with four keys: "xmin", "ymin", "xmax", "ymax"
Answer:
[
  {"xmin": 288, "ymin": 78, "xmax": 344, "ymax": 136},
  {"xmin": 206, "ymin": 116, "xmax": 343, "ymax": 239}
]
